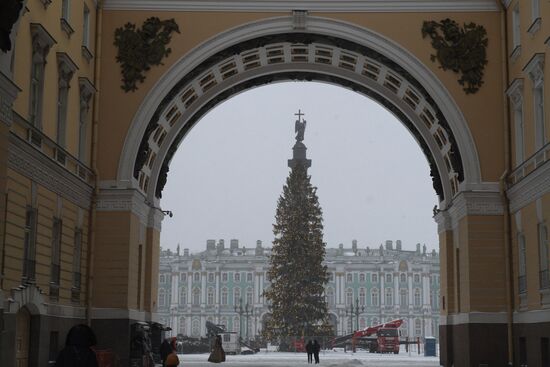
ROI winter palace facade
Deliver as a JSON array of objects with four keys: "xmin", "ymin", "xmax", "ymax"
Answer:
[{"xmin": 157, "ymin": 239, "xmax": 440, "ymax": 340}]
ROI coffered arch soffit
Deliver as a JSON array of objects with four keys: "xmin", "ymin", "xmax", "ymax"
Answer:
[{"xmin": 117, "ymin": 16, "xmax": 483, "ymax": 210}]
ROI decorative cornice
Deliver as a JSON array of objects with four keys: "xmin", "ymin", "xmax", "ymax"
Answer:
[
  {"xmin": 523, "ymin": 53, "xmax": 545, "ymax": 87},
  {"xmin": 96, "ymin": 187, "xmax": 151, "ymax": 225},
  {"xmin": 508, "ymin": 160, "xmax": 550, "ymax": 213},
  {"xmin": 103, "ymin": 0, "xmax": 500, "ymax": 12},
  {"xmin": 435, "ymin": 190, "xmax": 505, "ymax": 232},
  {"xmin": 8, "ymin": 133, "xmax": 93, "ymax": 209},
  {"xmin": 79, "ymin": 77, "xmax": 95, "ymax": 107},
  {"xmin": 30, "ymin": 23, "xmax": 56, "ymax": 61},
  {"xmin": 514, "ymin": 309, "xmax": 550, "ymax": 324},
  {"xmin": 440, "ymin": 312, "xmax": 508, "ymax": 325},
  {"xmin": 0, "ymin": 71, "xmax": 20, "ymax": 126},
  {"xmin": 505, "ymin": 78, "xmax": 524, "ymax": 108},
  {"xmin": 56, "ymin": 52, "xmax": 78, "ymax": 87}
]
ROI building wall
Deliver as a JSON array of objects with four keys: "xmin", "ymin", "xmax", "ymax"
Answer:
[{"xmin": 156, "ymin": 240, "xmax": 440, "ymax": 340}]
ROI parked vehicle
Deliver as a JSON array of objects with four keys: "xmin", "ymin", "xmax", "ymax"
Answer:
[
  {"xmin": 331, "ymin": 319, "xmax": 403, "ymax": 354},
  {"xmin": 220, "ymin": 332, "xmax": 241, "ymax": 355}
]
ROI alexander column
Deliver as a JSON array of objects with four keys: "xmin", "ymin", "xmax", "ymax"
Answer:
[{"xmin": 288, "ymin": 109, "xmax": 312, "ymax": 169}]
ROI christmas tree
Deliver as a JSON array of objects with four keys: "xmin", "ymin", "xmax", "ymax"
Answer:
[{"xmin": 264, "ymin": 111, "xmax": 332, "ymax": 341}]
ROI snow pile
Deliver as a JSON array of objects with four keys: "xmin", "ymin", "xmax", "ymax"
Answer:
[{"xmin": 326, "ymin": 359, "xmax": 364, "ymax": 367}]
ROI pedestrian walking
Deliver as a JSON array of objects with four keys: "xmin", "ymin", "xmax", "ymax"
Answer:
[
  {"xmin": 160, "ymin": 337, "xmax": 177, "ymax": 366},
  {"xmin": 305, "ymin": 340, "xmax": 313, "ymax": 364},
  {"xmin": 55, "ymin": 324, "xmax": 98, "ymax": 367},
  {"xmin": 208, "ymin": 335, "xmax": 226, "ymax": 363},
  {"xmin": 313, "ymin": 339, "xmax": 321, "ymax": 364}
]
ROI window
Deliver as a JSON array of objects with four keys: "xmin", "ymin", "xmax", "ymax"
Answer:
[
  {"xmin": 519, "ymin": 233, "xmax": 527, "ymax": 294},
  {"xmin": 72, "ymin": 228, "xmax": 82, "ymax": 291},
  {"xmin": 62, "ymin": 0, "xmax": 70, "ymax": 20},
  {"xmin": 414, "ymin": 319, "xmax": 422, "ymax": 336},
  {"xmin": 159, "ymin": 289, "xmax": 166, "ymax": 307},
  {"xmin": 514, "ymin": 99, "xmax": 525, "ymax": 166},
  {"xmin": 222, "ymin": 273, "xmax": 228, "ymax": 282},
  {"xmin": 359, "ymin": 288, "xmax": 366, "ymax": 306},
  {"xmin": 160, "ymin": 275, "xmax": 165, "ymax": 284},
  {"xmin": 531, "ymin": 0, "xmax": 540, "ymax": 21},
  {"xmin": 50, "ymin": 218, "xmax": 62, "ymax": 287},
  {"xmin": 23, "ymin": 207, "xmax": 37, "ymax": 282},
  {"xmin": 372, "ymin": 274, "xmax": 378, "ymax": 283},
  {"xmin": 539, "ymin": 223, "xmax": 549, "ymax": 289},
  {"xmin": 247, "ymin": 272, "xmax": 253, "ymax": 282},
  {"xmin": 371, "ymin": 288, "xmax": 379, "ymax": 306},
  {"xmin": 414, "ymin": 274, "xmax": 420, "ymax": 283},
  {"xmin": 192, "ymin": 319, "xmax": 200, "ymax": 337},
  {"xmin": 82, "ymin": 5, "xmax": 90, "ymax": 48},
  {"xmin": 179, "ymin": 317, "xmax": 186, "ymax": 334},
  {"xmin": 346, "ymin": 288, "xmax": 353, "ymax": 305},
  {"xmin": 512, "ymin": 5, "xmax": 521, "ymax": 50},
  {"xmin": 347, "ymin": 273, "xmax": 352, "ymax": 283},
  {"xmin": 234, "ymin": 272, "xmax": 241, "ymax": 282},
  {"xmin": 246, "ymin": 288, "xmax": 253, "ymax": 306},
  {"xmin": 221, "ymin": 288, "xmax": 228, "ymax": 305},
  {"xmin": 327, "ymin": 288, "xmax": 335, "ymax": 307},
  {"xmin": 194, "ymin": 272, "xmax": 200, "ymax": 282},
  {"xmin": 329, "ymin": 273, "xmax": 334, "ymax": 282},
  {"xmin": 533, "ymin": 82, "xmax": 546, "ymax": 150},
  {"xmin": 234, "ymin": 287, "xmax": 241, "ymax": 305},
  {"xmin": 385, "ymin": 288, "xmax": 393, "ymax": 306},
  {"xmin": 180, "ymin": 287, "xmax": 187, "ymax": 304},
  {"xmin": 359, "ymin": 273, "xmax": 365, "ymax": 282},
  {"xmin": 400, "ymin": 289, "xmax": 408, "ymax": 306},
  {"xmin": 414, "ymin": 288, "xmax": 421, "ymax": 306},
  {"xmin": 400, "ymin": 274, "xmax": 406, "ymax": 283},
  {"xmin": 233, "ymin": 316, "xmax": 240, "ymax": 333},
  {"xmin": 56, "ymin": 53, "xmax": 76, "ymax": 148},
  {"xmin": 192, "ymin": 288, "xmax": 200, "ymax": 305},
  {"xmin": 386, "ymin": 274, "xmax": 392, "ymax": 283},
  {"xmin": 208, "ymin": 273, "xmax": 214, "ymax": 283},
  {"xmin": 180, "ymin": 273, "xmax": 187, "ymax": 282},
  {"xmin": 207, "ymin": 288, "xmax": 214, "ymax": 305},
  {"xmin": 29, "ymin": 25, "xmax": 54, "ymax": 129}
]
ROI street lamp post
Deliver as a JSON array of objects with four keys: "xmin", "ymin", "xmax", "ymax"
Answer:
[
  {"xmin": 346, "ymin": 298, "xmax": 365, "ymax": 333},
  {"xmin": 234, "ymin": 297, "xmax": 253, "ymax": 341}
]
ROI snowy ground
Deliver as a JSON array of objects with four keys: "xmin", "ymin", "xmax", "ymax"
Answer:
[{"xmin": 177, "ymin": 350, "xmax": 440, "ymax": 367}]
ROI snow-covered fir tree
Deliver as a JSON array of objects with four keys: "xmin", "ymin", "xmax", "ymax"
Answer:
[{"xmin": 264, "ymin": 113, "xmax": 332, "ymax": 341}]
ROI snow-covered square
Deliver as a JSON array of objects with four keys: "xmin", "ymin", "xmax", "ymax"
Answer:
[{"xmin": 177, "ymin": 350, "xmax": 440, "ymax": 367}]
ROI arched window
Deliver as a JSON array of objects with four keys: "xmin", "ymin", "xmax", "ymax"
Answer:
[
  {"xmin": 359, "ymin": 288, "xmax": 366, "ymax": 306},
  {"xmin": 160, "ymin": 274, "xmax": 165, "ymax": 283},
  {"xmin": 347, "ymin": 273, "xmax": 353, "ymax": 282},
  {"xmin": 400, "ymin": 289, "xmax": 408, "ymax": 306},
  {"xmin": 207, "ymin": 287, "xmax": 214, "ymax": 305},
  {"xmin": 180, "ymin": 287, "xmax": 187, "ymax": 305},
  {"xmin": 233, "ymin": 316, "xmax": 240, "ymax": 333},
  {"xmin": 192, "ymin": 319, "xmax": 200, "ymax": 337},
  {"xmin": 234, "ymin": 287, "xmax": 241, "ymax": 306},
  {"xmin": 194, "ymin": 272, "xmax": 200, "ymax": 282},
  {"xmin": 385, "ymin": 288, "xmax": 393, "ymax": 305},
  {"xmin": 359, "ymin": 273, "xmax": 365, "ymax": 282},
  {"xmin": 179, "ymin": 317, "xmax": 186, "ymax": 335},
  {"xmin": 415, "ymin": 318, "xmax": 422, "ymax": 336},
  {"xmin": 327, "ymin": 288, "xmax": 335, "ymax": 307},
  {"xmin": 414, "ymin": 288, "xmax": 421, "ymax": 306},
  {"xmin": 346, "ymin": 288, "xmax": 353, "ymax": 305},
  {"xmin": 246, "ymin": 287, "xmax": 253, "ymax": 306},
  {"xmin": 221, "ymin": 288, "xmax": 228, "ymax": 305},
  {"xmin": 159, "ymin": 289, "xmax": 166, "ymax": 307},
  {"xmin": 193, "ymin": 288, "xmax": 200, "ymax": 305},
  {"xmin": 180, "ymin": 273, "xmax": 187, "ymax": 282},
  {"xmin": 371, "ymin": 288, "xmax": 379, "ymax": 306},
  {"xmin": 247, "ymin": 272, "xmax": 253, "ymax": 282},
  {"xmin": 234, "ymin": 272, "xmax": 241, "ymax": 282},
  {"xmin": 400, "ymin": 273, "xmax": 406, "ymax": 283}
]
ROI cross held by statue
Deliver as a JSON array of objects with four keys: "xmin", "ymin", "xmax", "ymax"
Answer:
[{"xmin": 295, "ymin": 109, "xmax": 305, "ymax": 121}]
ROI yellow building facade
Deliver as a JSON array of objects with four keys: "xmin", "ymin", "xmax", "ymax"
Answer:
[{"xmin": 0, "ymin": 1, "xmax": 548, "ymax": 366}]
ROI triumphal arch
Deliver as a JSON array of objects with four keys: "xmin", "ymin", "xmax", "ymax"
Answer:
[{"xmin": 0, "ymin": 0, "xmax": 549, "ymax": 366}]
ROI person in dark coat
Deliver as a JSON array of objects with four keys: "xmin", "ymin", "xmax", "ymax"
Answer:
[
  {"xmin": 305, "ymin": 340, "xmax": 313, "ymax": 364},
  {"xmin": 55, "ymin": 324, "xmax": 98, "ymax": 367},
  {"xmin": 208, "ymin": 335, "xmax": 226, "ymax": 363},
  {"xmin": 160, "ymin": 337, "xmax": 177, "ymax": 366},
  {"xmin": 312, "ymin": 339, "xmax": 321, "ymax": 364}
]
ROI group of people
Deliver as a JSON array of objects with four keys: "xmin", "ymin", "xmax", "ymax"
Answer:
[{"xmin": 305, "ymin": 339, "xmax": 321, "ymax": 364}]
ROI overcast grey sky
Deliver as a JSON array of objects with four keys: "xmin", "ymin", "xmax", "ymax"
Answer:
[{"xmin": 159, "ymin": 82, "xmax": 439, "ymax": 254}]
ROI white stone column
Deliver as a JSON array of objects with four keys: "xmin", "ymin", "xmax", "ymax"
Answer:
[
  {"xmin": 424, "ymin": 317, "xmax": 432, "ymax": 337},
  {"xmin": 215, "ymin": 270, "xmax": 220, "ymax": 304},
  {"xmin": 201, "ymin": 271, "xmax": 207, "ymax": 305},
  {"xmin": 422, "ymin": 273, "xmax": 430, "ymax": 306},
  {"xmin": 408, "ymin": 274, "xmax": 413, "ymax": 307},
  {"xmin": 380, "ymin": 272, "xmax": 385, "ymax": 306},
  {"xmin": 187, "ymin": 271, "xmax": 192, "ymax": 306},
  {"xmin": 171, "ymin": 271, "xmax": 179, "ymax": 306},
  {"xmin": 260, "ymin": 272, "xmax": 264, "ymax": 303},
  {"xmin": 394, "ymin": 273, "xmax": 399, "ymax": 306}
]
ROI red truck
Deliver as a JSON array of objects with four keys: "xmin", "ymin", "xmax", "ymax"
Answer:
[{"xmin": 351, "ymin": 319, "xmax": 403, "ymax": 354}]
